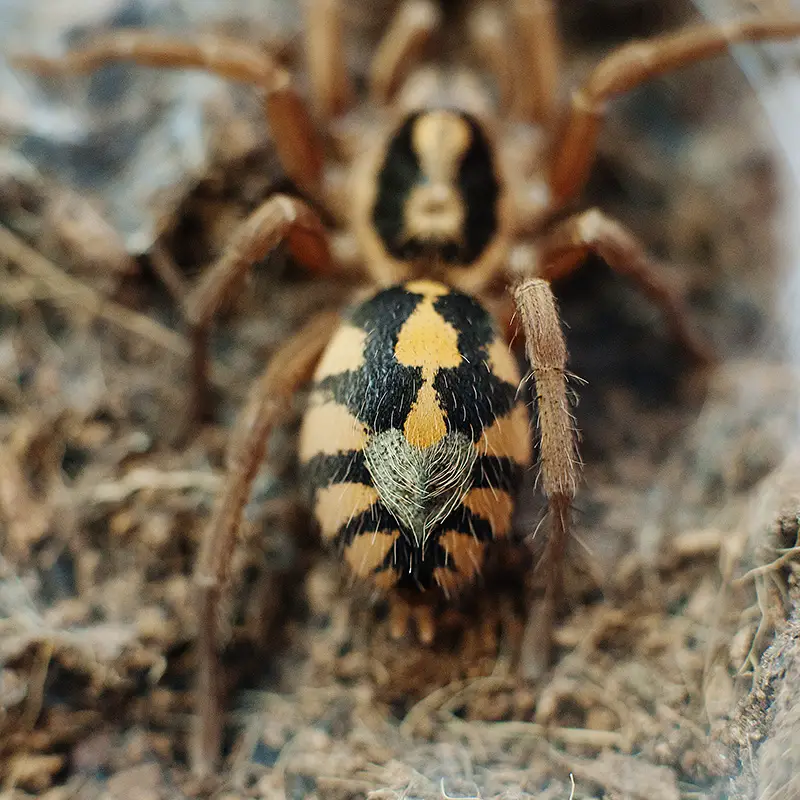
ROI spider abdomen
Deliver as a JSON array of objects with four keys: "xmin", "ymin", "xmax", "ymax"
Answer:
[{"xmin": 299, "ymin": 279, "xmax": 532, "ymax": 596}]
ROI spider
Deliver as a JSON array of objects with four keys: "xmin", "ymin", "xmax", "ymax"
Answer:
[{"xmin": 17, "ymin": 0, "xmax": 800, "ymax": 777}]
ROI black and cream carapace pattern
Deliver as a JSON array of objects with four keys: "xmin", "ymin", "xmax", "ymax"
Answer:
[
  {"xmin": 298, "ymin": 280, "xmax": 532, "ymax": 596},
  {"xmin": 371, "ymin": 110, "xmax": 501, "ymax": 266}
]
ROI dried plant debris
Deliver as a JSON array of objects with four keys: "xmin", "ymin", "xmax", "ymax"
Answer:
[
  {"xmin": 1, "ymin": 0, "xmax": 800, "ymax": 798},
  {"xmin": 720, "ymin": 587, "xmax": 800, "ymax": 800}
]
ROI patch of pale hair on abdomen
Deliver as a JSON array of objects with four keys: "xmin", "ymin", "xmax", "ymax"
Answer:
[{"xmin": 363, "ymin": 428, "xmax": 477, "ymax": 545}]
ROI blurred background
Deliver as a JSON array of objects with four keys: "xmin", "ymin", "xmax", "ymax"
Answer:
[{"xmin": 1, "ymin": 1, "xmax": 800, "ymax": 798}]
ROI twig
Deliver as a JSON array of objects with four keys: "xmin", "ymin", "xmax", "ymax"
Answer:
[
  {"xmin": 439, "ymin": 777, "xmax": 480, "ymax": 799},
  {"xmin": 85, "ymin": 468, "xmax": 221, "ymax": 505},
  {"xmin": 0, "ymin": 223, "xmax": 189, "ymax": 357},
  {"xmin": 399, "ymin": 679, "xmax": 468, "ymax": 736},
  {"xmin": 447, "ymin": 718, "xmax": 626, "ymax": 749},
  {"xmin": 149, "ymin": 241, "xmax": 188, "ymax": 303},
  {"xmin": 733, "ymin": 546, "xmax": 800, "ymax": 585},
  {"xmin": 19, "ymin": 640, "xmax": 53, "ymax": 732}
]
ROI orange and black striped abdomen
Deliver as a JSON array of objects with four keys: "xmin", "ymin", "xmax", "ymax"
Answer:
[{"xmin": 298, "ymin": 279, "xmax": 531, "ymax": 597}]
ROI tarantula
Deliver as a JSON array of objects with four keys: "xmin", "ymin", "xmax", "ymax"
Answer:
[{"xmin": 18, "ymin": 0, "xmax": 800, "ymax": 776}]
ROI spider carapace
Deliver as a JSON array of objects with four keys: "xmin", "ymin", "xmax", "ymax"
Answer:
[
  {"xmin": 17, "ymin": 0, "xmax": 800, "ymax": 776},
  {"xmin": 300, "ymin": 110, "xmax": 531, "ymax": 631}
]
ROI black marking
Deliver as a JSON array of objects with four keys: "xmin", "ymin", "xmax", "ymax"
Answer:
[
  {"xmin": 431, "ymin": 290, "xmax": 516, "ymax": 439},
  {"xmin": 371, "ymin": 111, "xmax": 500, "ymax": 265},
  {"xmin": 303, "ymin": 451, "xmax": 372, "ymax": 498},
  {"xmin": 334, "ymin": 502, "xmax": 400, "ymax": 550},
  {"xmin": 473, "ymin": 456, "xmax": 522, "ymax": 495},
  {"xmin": 391, "ymin": 539, "xmax": 452, "ymax": 591},
  {"xmin": 431, "ymin": 367, "xmax": 515, "ymax": 441},
  {"xmin": 334, "ymin": 501, "xmax": 494, "ymax": 591},
  {"xmin": 320, "ymin": 286, "xmax": 423, "ymax": 434},
  {"xmin": 457, "ymin": 117, "xmax": 501, "ymax": 264},
  {"xmin": 438, "ymin": 504, "xmax": 495, "ymax": 543},
  {"xmin": 390, "ymin": 504, "xmax": 494, "ymax": 591},
  {"xmin": 434, "ymin": 290, "xmax": 495, "ymax": 351},
  {"xmin": 372, "ymin": 114, "xmax": 421, "ymax": 261}
]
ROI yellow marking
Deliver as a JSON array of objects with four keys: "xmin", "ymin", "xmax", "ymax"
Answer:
[
  {"xmin": 434, "ymin": 530, "xmax": 486, "ymax": 596},
  {"xmin": 476, "ymin": 403, "xmax": 532, "ymax": 465},
  {"xmin": 395, "ymin": 283, "xmax": 462, "ymax": 449},
  {"xmin": 462, "ymin": 487, "xmax": 514, "ymax": 538},
  {"xmin": 314, "ymin": 482, "xmax": 379, "ymax": 540},
  {"xmin": 487, "ymin": 336, "xmax": 521, "ymax": 386},
  {"xmin": 395, "ymin": 290, "xmax": 461, "ymax": 378},
  {"xmin": 404, "ymin": 279, "xmax": 450, "ymax": 298},
  {"xmin": 412, "ymin": 111, "xmax": 471, "ymax": 184},
  {"xmin": 344, "ymin": 530, "xmax": 400, "ymax": 578},
  {"xmin": 372, "ymin": 567, "xmax": 399, "ymax": 591},
  {"xmin": 403, "ymin": 381, "xmax": 447, "ymax": 449},
  {"xmin": 407, "ymin": 113, "xmax": 470, "ymax": 253},
  {"xmin": 313, "ymin": 324, "xmax": 367, "ymax": 380},
  {"xmin": 298, "ymin": 400, "xmax": 369, "ymax": 463}
]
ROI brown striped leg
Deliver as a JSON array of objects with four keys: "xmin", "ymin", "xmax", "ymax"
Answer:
[
  {"xmin": 512, "ymin": 278, "xmax": 577, "ymax": 679},
  {"xmin": 368, "ymin": 0, "xmax": 441, "ymax": 106},
  {"xmin": 192, "ymin": 311, "xmax": 336, "ymax": 777},
  {"xmin": 538, "ymin": 209, "xmax": 711, "ymax": 361},
  {"xmin": 15, "ymin": 33, "xmax": 325, "ymax": 198},
  {"xmin": 183, "ymin": 195, "xmax": 331, "ymax": 423},
  {"xmin": 510, "ymin": 0, "xmax": 562, "ymax": 124},
  {"xmin": 550, "ymin": 15, "xmax": 800, "ymax": 205},
  {"xmin": 304, "ymin": 0, "xmax": 353, "ymax": 121}
]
